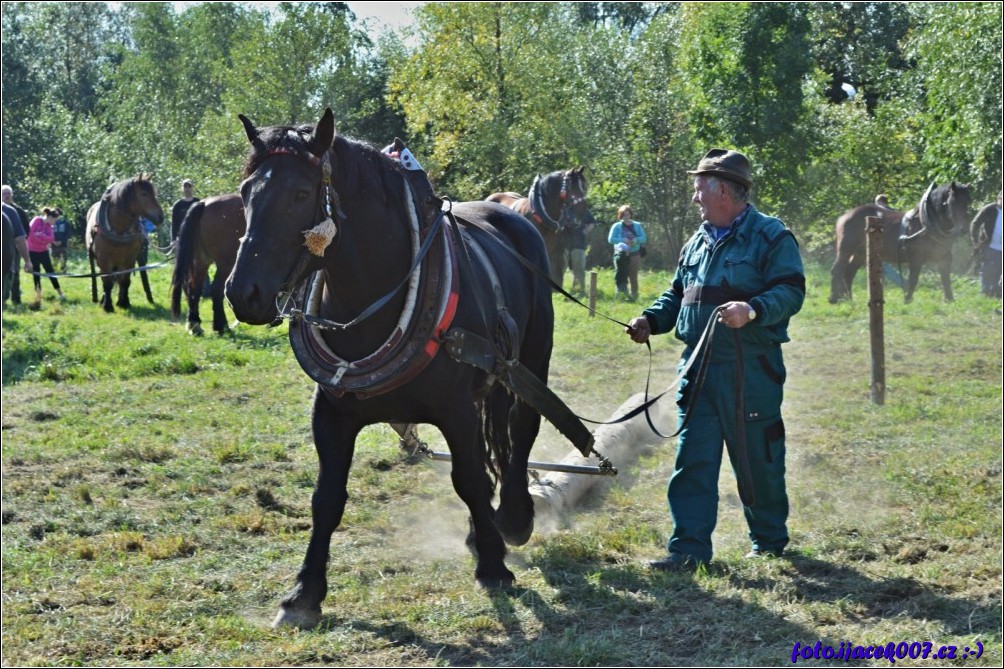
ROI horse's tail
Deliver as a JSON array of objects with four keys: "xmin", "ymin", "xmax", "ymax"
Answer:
[
  {"xmin": 480, "ymin": 385, "xmax": 514, "ymax": 486},
  {"xmin": 170, "ymin": 200, "xmax": 205, "ymax": 318}
]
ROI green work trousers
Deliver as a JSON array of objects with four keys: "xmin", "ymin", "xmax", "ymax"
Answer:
[{"xmin": 667, "ymin": 346, "xmax": 790, "ymax": 564}]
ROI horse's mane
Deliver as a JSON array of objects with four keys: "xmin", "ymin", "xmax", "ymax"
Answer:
[
  {"xmin": 242, "ymin": 124, "xmax": 405, "ymax": 202},
  {"xmin": 105, "ymin": 175, "xmax": 152, "ymax": 212}
]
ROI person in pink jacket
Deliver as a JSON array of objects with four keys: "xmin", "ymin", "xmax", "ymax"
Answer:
[{"xmin": 27, "ymin": 207, "xmax": 65, "ymax": 301}]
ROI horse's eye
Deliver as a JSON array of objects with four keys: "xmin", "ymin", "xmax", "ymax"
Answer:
[{"xmin": 295, "ymin": 190, "xmax": 310, "ymax": 203}]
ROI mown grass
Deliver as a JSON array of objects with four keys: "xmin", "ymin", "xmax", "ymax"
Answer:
[{"xmin": 2, "ymin": 250, "xmax": 1001, "ymax": 666}]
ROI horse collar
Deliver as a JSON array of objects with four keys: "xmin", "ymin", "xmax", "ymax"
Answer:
[
  {"xmin": 94, "ymin": 197, "xmax": 141, "ymax": 245},
  {"xmin": 529, "ymin": 174, "xmax": 564, "ymax": 232}
]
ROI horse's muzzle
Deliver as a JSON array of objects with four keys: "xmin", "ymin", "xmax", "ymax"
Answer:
[{"xmin": 224, "ymin": 275, "xmax": 280, "ymax": 325}]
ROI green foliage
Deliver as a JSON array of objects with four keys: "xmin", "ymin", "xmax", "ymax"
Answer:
[
  {"xmin": 905, "ymin": 3, "xmax": 1003, "ymax": 197},
  {"xmin": 2, "ymin": 2, "xmax": 1000, "ymax": 266}
]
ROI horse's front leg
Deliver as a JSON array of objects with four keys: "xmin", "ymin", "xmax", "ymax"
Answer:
[
  {"xmin": 939, "ymin": 253, "xmax": 954, "ymax": 302},
  {"xmin": 440, "ymin": 404, "xmax": 514, "ymax": 589},
  {"xmin": 904, "ymin": 252, "xmax": 921, "ymax": 303},
  {"xmin": 116, "ymin": 274, "xmax": 132, "ymax": 310},
  {"xmin": 273, "ymin": 388, "xmax": 359, "ymax": 630},
  {"xmin": 101, "ymin": 276, "xmax": 116, "ymax": 312}
]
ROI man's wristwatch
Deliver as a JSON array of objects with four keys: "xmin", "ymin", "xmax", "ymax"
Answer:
[{"xmin": 747, "ymin": 307, "xmax": 757, "ymax": 321}]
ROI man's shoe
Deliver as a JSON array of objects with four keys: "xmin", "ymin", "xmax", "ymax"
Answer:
[
  {"xmin": 648, "ymin": 555, "xmax": 699, "ymax": 573},
  {"xmin": 745, "ymin": 548, "xmax": 784, "ymax": 559}
]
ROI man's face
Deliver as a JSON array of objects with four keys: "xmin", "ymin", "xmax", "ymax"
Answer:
[
  {"xmin": 2, "ymin": 191, "xmax": 11, "ymax": 204},
  {"xmin": 183, "ymin": 184, "xmax": 194, "ymax": 198},
  {"xmin": 692, "ymin": 176, "xmax": 730, "ymax": 226}
]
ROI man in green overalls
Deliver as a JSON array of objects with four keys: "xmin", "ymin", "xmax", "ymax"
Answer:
[{"xmin": 626, "ymin": 149, "xmax": 805, "ymax": 570}]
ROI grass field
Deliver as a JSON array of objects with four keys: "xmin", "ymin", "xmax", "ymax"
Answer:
[{"xmin": 2, "ymin": 251, "xmax": 1001, "ymax": 666}]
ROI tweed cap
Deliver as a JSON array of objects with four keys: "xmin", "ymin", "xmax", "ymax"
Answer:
[{"xmin": 687, "ymin": 148, "xmax": 753, "ymax": 189}]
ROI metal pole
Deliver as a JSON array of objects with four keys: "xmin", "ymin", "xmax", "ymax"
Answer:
[
  {"xmin": 423, "ymin": 450, "xmax": 617, "ymax": 476},
  {"xmin": 589, "ymin": 271, "xmax": 597, "ymax": 317},
  {"xmin": 866, "ymin": 216, "xmax": 885, "ymax": 405}
]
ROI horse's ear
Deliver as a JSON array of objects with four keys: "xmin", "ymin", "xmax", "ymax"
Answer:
[
  {"xmin": 238, "ymin": 114, "xmax": 266, "ymax": 152},
  {"xmin": 576, "ymin": 165, "xmax": 586, "ymax": 175},
  {"xmin": 309, "ymin": 107, "xmax": 336, "ymax": 156}
]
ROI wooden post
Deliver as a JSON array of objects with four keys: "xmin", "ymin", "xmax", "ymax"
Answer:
[
  {"xmin": 589, "ymin": 271, "xmax": 597, "ymax": 317},
  {"xmin": 866, "ymin": 216, "xmax": 885, "ymax": 405}
]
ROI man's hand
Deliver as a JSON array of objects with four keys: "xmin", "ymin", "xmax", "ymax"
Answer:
[
  {"xmin": 718, "ymin": 301, "xmax": 754, "ymax": 328},
  {"xmin": 626, "ymin": 316, "xmax": 651, "ymax": 343}
]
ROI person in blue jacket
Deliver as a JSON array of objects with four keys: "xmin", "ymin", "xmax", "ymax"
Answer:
[
  {"xmin": 625, "ymin": 148, "xmax": 805, "ymax": 571},
  {"xmin": 607, "ymin": 205, "xmax": 647, "ymax": 301}
]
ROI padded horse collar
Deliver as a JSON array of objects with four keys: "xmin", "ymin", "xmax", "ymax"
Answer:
[
  {"xmin": 93, "ymin": 191, "xmax": 142, "ymax": 245},
  {"xmin": 901, "ymin": 183, "xmax": 959, "ymax": 242},
  {"xmin": 282, "ymin": 147, "xmax": 458, "ymax": 400}
]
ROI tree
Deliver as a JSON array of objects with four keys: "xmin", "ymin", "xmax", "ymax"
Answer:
[
  {"xmin": 676, "ymin": 2, "xmax": 814, "ymax": 223},
  {"xmin": 905, "ymin": 2, "xmax": 1003, "ymax": 196},
  {"xmin": 389, "ymin": 3, "xmax": 594, "ymax": 198}
]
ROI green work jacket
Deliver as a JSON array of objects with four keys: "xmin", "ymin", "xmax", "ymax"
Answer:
[{"xmin": 643, "ymin": 204, "xmax": 805, "ymax": 362}]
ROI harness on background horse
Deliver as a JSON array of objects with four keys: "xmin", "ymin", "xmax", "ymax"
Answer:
[
  {"xmin": 525, "ymin": 172, "xmax": 586, "ymax": 233},
  {"xmin": 92, "ymin": 193, "xmax": 144, "ymax": 245},
  {"xmin": 899, "ymin": 182, "xmax": 960, "ymax": 244}
]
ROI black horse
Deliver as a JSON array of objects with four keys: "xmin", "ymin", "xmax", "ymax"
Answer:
[
  {"xmin": 225, "ymin": 109, "xmax": 556, "ymax": 629},
  {"xmin": 486, "ymin": 168, "xmax": 597, "ymax": 288},
  {"xmin": 830, "ymin": 182, "xmax": 971, "ymax": 303}
]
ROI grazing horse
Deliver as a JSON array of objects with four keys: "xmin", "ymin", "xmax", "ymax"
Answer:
[
  {"xmin": 226, "ymin": 109, "xmax": 558, "ymax": 629},
  {"xmin": 85, "ymin": 175, "xmax": 165, "ymax": 312},
  {"xmin": 829, "ymin": 182, "xmax": 971, "ymax": 303},
  {"xmin": 486, "ymin": 168, "xmax": 596, "ymax": 288},
  {"xmin": 170, "ymin": 193, "xmax": 245, "ymax": 335}
]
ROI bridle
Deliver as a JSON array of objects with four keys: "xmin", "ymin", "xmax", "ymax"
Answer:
[
  {"xmin": 243, "ymin": 144, "xmax": 347, "ymax": 313},
  {"xmin": 528, "ymin": 171, "xmax": 590, "ymax": 233}
]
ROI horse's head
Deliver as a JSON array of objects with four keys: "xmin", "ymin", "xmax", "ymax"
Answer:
[
  {"xmin": 227, "ymin": 108, "xmax": 411, "ymax": 326},
  {"xmin": 119, "ymin": 175, "xmax": 165, "ymax": 227},
  {"xmin": 926, "ymin": 182, "xmax": 972, "ymax": 237},
  {"xmin": 561, "ymin": 166, "xmax": 597, "ymax": 229},
  {"xmin": 946, "ymin": 181, "xmax": 972, "ymax": 234},
  {"xmin": 225, "ymin": 109, "xmax": 337, "ymax": 324}
]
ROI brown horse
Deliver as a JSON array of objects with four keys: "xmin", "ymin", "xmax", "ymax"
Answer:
[
  {"xmin": 170, "ymin": 193, "xmax": 245, "ymax": 335},
  {"xmin": 969, "ymin": 201, "xmax": 1001, "ymax": 271},
  {"xmin": 830, "ymin": 182, "xmax": 971, "ymax": 303},
  {"xmin": 486, "ymin": 168, "xmax": 596, "ymax": 288},
  {"xmin": 85, "ymin": 175, "xmax": 165, "ymax": 312}
]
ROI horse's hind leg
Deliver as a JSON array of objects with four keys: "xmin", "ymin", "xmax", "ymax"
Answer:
[
  {"xmin": 210, "ymin": 270, "xmax": 230, "ymax": 335},
  {"xmin": 495, "ymin": 395, "xmax": 540, "ymax": 546},
  {"xmin": 186, "ymin": 265, "xmax": 210, "ymax": 335},
  {"xmin": 273, "ymin": 389, "xmax": 359, "ymax": 630},
  {"xmin": 441, "ymin": 406, "xmax": 514, "ymax": 589},
  {"xmin": 186, "ymin": 287, "xmax": 204, "ymax": 336}
]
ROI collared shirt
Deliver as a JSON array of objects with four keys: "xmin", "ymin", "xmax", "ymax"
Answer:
[{"xmin": 701, "ymin": 204, "xmax": 750, "ymax": 243}]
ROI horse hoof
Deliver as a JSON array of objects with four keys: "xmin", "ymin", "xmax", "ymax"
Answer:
[
  {"xmin": 271, "ymin": 606, "xmax": 321, "ymax": 630},
  {"xmin": 476, "ymin": 567, "xmax": 516, "ymax": 591},
  {"xmin": 495, "ymin": 513, "xmax": 534, "ymax": 547},
  {"xmin": 187, "ymin": 323, "xmax": 204, "ymax": 336}
]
